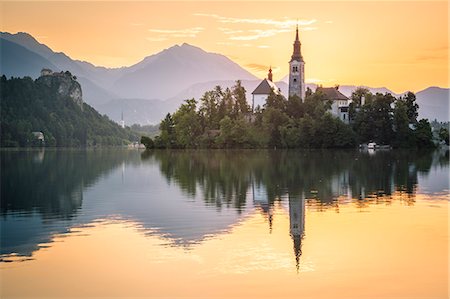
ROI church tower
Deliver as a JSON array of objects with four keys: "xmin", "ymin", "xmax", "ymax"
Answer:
[{"xmin": 288, "ymin": 25, "xmax": 305, "ymax": 101}]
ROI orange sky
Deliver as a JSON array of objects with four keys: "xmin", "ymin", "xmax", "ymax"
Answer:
[{"xmin": 1, "ymin": 1, "xmax": 448, "ymax": 92}]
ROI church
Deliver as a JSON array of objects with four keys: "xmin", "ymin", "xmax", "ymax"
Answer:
[{"xmin": 251, "ymin": 25, "xmax": 350, "ymax": 123}]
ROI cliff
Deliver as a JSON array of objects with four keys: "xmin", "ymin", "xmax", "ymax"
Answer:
[{"xmin": 37, "ymin": 70, "xmax": 83, "ymax": 109}]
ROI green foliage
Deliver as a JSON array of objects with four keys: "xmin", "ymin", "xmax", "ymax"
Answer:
[
  {"xmin": 414, "ymin": 119, "xmax": 435, "ymax": 148},
  {"xmin": 140, "ymin": 136, "xmax": 154, "ymax": 149},
  {"xmin": 0, "ymin": 75, "xmax": 137, "ymax": 147},
  {"xmin": 152, "ymin": 81, "xmax": 433, "ymax": 149},
  {"xmin": 392, "ymin": 99, "xmax": 415, "ymax": 147},
  {"xmin": 403, "ymin": 91, "xmax": 419, "ymax": 124},
  {"xmin": 438, "ymin": 127, "xmax": 449, "ymax": 145}
]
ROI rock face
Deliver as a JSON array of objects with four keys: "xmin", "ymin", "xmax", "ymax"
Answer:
[{"xmin": 37, "ymin": 70, "xmax": 83, "ymax": 109}]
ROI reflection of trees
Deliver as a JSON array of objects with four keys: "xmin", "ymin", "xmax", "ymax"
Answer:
[
  {"xmin": 1, "ymin": 149, "xmax": 134, "ymax": 219},
  {"xmin": 147, "ymin": 149, "xmax": 446, "ymax": 211},
  {"xmin": 145, "ymin": 150, "xmax": 264, "ymax": 212},
  {"xmin": 147, "ymin": 149, "xmax": 446, "ymax": 270}
]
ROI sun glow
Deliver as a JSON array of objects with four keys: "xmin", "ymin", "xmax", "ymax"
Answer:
[{"xmin": 1, "ymin": 1, "xmax": 448, "ymax": 92}]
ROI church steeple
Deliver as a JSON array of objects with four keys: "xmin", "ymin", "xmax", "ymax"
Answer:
[
  {"xmin": 288, "ymin": 24, "xmax": 306, "ymax": 101},
  {"xmin": 267, "ymin": 66, "xmax": 273, "ymax": 82},
  {"xmin": 291, "ymin": 24, "xmax": 303, "ymax": 62}
]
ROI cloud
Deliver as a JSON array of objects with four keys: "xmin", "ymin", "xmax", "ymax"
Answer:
[
  {"xmin": 194, "ymin": 13, "xmax": 316, "ymax": 29},
  {"xmin": 218, "ymin": 27, "xmax": 244, "ymax": 35},
  {"xmin": 229, "ymin": 29, "xmax": 291, "ymax": 40},
  {"xmin": 325, "ymin": 20, "xmax": 333, "ymax": 24},
  {"xmin": 147, "ymin": 27, "xmax": 204, "ymax": 41},
  {"xmin": 415, "ymin": 53, "xmax": 447, "ymax": 61},
  {"xmin": 246, "ymin": 63, "xmax": 271, "ymax": 72},
  {"xmin": 257, "ymin": 45, "xmax": 270, "ymax": 49}
]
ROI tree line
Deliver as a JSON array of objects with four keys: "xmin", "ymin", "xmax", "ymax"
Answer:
[{"xmin": 141, "ymin": 82, "xmax": 440, "ymax": 149}]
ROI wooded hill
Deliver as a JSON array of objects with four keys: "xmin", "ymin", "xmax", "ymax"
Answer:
[{"xmin": 0, "ymin": 75, "xmax": 138, "ymax": 147}]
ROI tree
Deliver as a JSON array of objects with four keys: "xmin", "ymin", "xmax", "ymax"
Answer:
[
  {"xmin": 159, "ymin": 113, "xmax": 177, "ymax": 148},
  {"xmin": 262, "ymin": 107, "xmax": 289, "ymax": 148},
  {"xmin": 173, "ymin": 99, "xmax": 202, "ymax": 148},
  {"xmin": 403, "ymin": 92, "xmax": 419, "ymax": 124},
  {"xmin": 438, "ymin": 127, "xmax": 449, "ymax": 145},
  {"xmin": 140, "ymin": 136, "xmax": 154, "ymax": 149},
  {"xmin": 350, "ymin": 87, "xmax": 370, "ymax": 106},
  {"xmin": 265, "ymin": 91, "xmax": 287, "ymax": 111},
  {"xmin": 414, "ymin": 119, "xmax": 435, "ymax": 148},
  {"xmin": 393, "ymin": 99, "xmax": 414, "ymax": 147},
  {"xmin": 231, "ymin": 80, "xmax": 250, "ymax": 116}
]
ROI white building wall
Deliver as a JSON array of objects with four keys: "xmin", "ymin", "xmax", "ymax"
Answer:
[{"xmin": 252, "ymin": 94, "xmax": 269, "ymax": 110}]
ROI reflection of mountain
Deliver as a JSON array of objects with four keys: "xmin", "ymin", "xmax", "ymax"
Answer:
[
  {"xmin": 1, "ymin": 149, "xmax": 448, "ymax": 265},
  {"xmin": 0, "ymin": 149, "xmax": 135, "ymax": 257}
]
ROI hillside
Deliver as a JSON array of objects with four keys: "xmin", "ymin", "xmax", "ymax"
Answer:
[{"xmin": 0, "ymin": 74, "xmax": 138, "ymax": 147}]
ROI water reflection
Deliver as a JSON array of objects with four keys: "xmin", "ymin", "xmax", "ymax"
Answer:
[{"xmin": 1, "ymin": 148, "xmax": 448, "ymax": 266}]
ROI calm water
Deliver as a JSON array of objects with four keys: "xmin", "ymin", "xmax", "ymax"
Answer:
[{"xmin": 1, "ymin": 149, "xmax": 448, "ymax": 298}]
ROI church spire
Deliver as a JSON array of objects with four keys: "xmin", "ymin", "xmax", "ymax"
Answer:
[
  {"xmin": 267, "ymin": 66, "xmax": 273, "ymax": 82},
  {"xmin": 291, "ymin": 24, "xmax": 303, "ymax": 62}
]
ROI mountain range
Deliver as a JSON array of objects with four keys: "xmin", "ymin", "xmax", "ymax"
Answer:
[{"xmin": 1, "ymin": 32, "xmax": 448, "ymax": 124}]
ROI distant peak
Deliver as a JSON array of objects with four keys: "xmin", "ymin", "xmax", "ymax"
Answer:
[
  {"xmin": 181, "ymin": 42, "xmax": 194, "ymax": 48},
  {"xmin": 2, "ymin": 31, "xmax": 36, "ymax": 41}
]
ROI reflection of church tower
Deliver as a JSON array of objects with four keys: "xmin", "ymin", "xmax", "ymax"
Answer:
[
  {"xmin": 288, "ymin": 24, "xmax": 306, "ymax": 101},
  {"xmin": 289, "ymin": 193, "xmax": 305, "ymax": 272}
]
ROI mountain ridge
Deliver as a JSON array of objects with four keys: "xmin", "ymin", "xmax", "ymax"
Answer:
[{"xmin": 1, "ymin": 31, "xmax": 448, "ymax": 124}]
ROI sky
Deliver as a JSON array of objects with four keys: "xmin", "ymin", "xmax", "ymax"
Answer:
[{"xmin": 1, "ymin": 1, "xmax": 448, "ymax": 93}]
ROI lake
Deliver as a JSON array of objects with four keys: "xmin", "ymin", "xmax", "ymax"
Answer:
[{"xmin": 1, "ymin": 149, "xmax": 448, "ymax": 298}]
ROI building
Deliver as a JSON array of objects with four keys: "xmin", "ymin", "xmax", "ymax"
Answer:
[
  {"xmin": 40, "ymin": 68, "xmax": 53, "ymax": 76},
  {"xmin": 288, "ymin": 25, "xmax": 306, "ymax": 101},
  {"xmin": 317, "ymin": 86, "xmax": 351, "ymax": 124},
  {"xmin": 251, "ymin": 67, "xmax": 280, "ymax": 111}
]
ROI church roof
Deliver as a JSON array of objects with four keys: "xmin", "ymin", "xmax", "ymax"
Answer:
[
  {"xmin": 252, "ymin": 79, "xmax": 280, "ymax": 95},
  {"xmin": 317, "ymin": 87, "xmax": 348, "ymax": 100}
]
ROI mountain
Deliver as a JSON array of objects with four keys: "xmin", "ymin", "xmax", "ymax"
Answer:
[
  {"xmin": 0, "ymin": 32, "xmax": 121, "ymax": 107},
  {"xmin": 110, "ymin": 43, "xmax": 258, "ymax": 100},
  {"xmin": 97, "ymin": 98, "xmax": 166, "ymax": 125},
  {"xmin": 0, "ymin": 38, "xmax": 58, "ymax": 78},
  {"xmin": 2, "ymin": 31, "xmax": 448, "ymax": 124},
  {"xmin": 1, "ymin": 32, "xmax": 257, "ymax": 106},
  {"xmin": 416, "ymin": 87, "xmax": 449, "ymax": 122}
]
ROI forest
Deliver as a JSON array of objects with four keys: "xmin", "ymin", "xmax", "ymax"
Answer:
[
  {"xmin": 141, "ymin": 81, "xmax": 440, "ymax": 149},
  {"xmin": 0, "ymin": 75, "xmax": 138, "ymax": 147}
]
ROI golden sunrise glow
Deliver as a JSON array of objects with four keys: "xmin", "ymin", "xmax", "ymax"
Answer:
[
  {"xmin": 1, "ymin": 200, "xmax": 447, "ymax": 298},
  {"xmin": 1, "ymin": 1, "xmax": 448, "ymax": 92}
]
